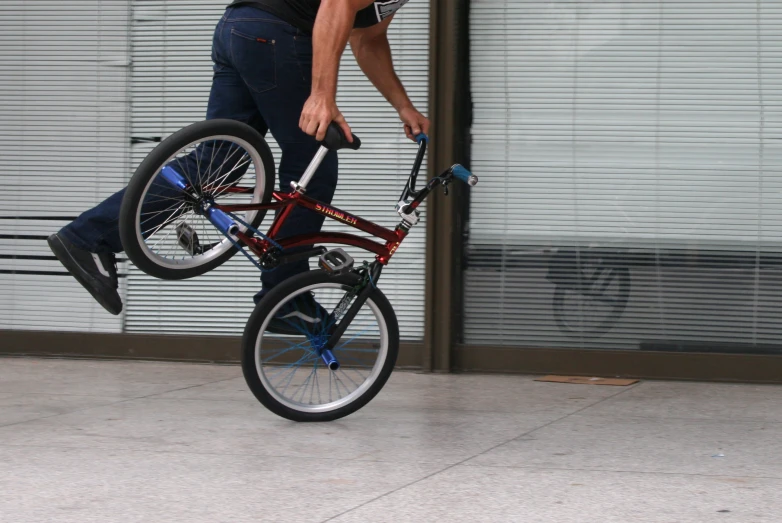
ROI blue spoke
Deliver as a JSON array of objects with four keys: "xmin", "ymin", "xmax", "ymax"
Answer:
[
  {"xmin": 267, "ymin": 336, "xmax": 313, "ymax": 348},
  {"xmin": 266, "ymin": 353, "xmax": 318, "ymax": 384},
  {"xmin": 279, "ymin": 363, "xmax": 300, "ymax": 396},
  {"xmin": 261, "ymin": 342, "xmax": 315, "ymax": 364},
  {"xmin": 333, "ymin": 371, "xmax": 350, "ymax": 397},
  {"xmin": 335, "ymin": 327, "xmax": 374, "ymax": 351},
  {"xmin": 278, "ymin": 315, "xmax": 318, "ymax": 337},
  {"xmin": 336, "ymin": 355, "xmax": 375, "ymax": 367},
  {"xmin": 344, "ymin": 365, "xmax": 369, "ymax": 383},
  {"xmin": 296, "ymin": 366, "xmax": 316, "ymax": 403},
  {"xmin": 279, "ymin": 352, "xmax": 311, "ymax": 397},
  {"xmin": 269, "ymin": 351, "xmax": 317, "ymax": 372},
  {"xmin": 264, "ymin": 336, "xmax": 314, "ymax": 353},
  {"xmin": 332, "ymin": 370, "xmax": 343, "ymax": 398},
  {"xmin": 338, "ymin": 368, "xmax": 360, "ymax": 389},
  {"xmin": 314, "ymin": 362, "xmax": 322, "ymax": 404}
]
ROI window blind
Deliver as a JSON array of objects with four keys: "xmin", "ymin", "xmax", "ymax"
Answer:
[
  {"xmin": 126, "ymin": 0, "xmax": 429, "ymax": 339},
  {"xmin": 0, "ymin": 1, "xmax": 131, "ymax": 332},
  {"xmin": 466, "ymin": 0, "xmax": 782, "ymax": 351}
]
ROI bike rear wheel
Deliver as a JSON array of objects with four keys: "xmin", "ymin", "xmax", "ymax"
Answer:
[
  {"xmin": 119, "ymin": 119, "xmax": 275, "ymax": 280},
  {"xmin": 242, "ymin": 270, "xmax": 399, "ymax": 422}
]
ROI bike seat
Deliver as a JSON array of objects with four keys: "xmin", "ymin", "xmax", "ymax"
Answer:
[{"xmin": 320, "ymin": 122, "xmax": 361, "ymax": 151}]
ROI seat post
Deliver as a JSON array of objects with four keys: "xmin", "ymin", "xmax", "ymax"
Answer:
[{"xmin": 291, "ymin": 146, "xmax": 329, "ymax": 193}]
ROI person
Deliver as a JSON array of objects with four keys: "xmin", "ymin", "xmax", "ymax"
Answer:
[{"xmin": 48, "ymin": 0, "xmax": 430, "ymax": 317}]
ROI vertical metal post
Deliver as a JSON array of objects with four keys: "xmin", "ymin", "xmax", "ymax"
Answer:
[{"xmin": 424, "ymin": 0, "xmax": 472, "ymax": 372}]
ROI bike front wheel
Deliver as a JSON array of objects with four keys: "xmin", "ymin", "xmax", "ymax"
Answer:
[{"xmin": 242, "ymin": 270, "xmax": 399, "ymax": 422}]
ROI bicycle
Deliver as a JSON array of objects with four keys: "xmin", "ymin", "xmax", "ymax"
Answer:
[{"xmin": 118, "ymin": 119, "xmax": 477, "ymax": 421}]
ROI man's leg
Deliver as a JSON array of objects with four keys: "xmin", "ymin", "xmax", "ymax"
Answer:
[
  {"xmin": 256, "ymin": 141, "xmax": 338, "ymax": 302},
  {"xmin": 60, "ymin": 16, "xmax": 265, "ymax": 254},
  {"xmin": 221, "ymin": 15, "xmax": 339, "ymax": 302},
  {"xmin": 51, "ymin": 10, "xmax": 267, "ymax": 314}
]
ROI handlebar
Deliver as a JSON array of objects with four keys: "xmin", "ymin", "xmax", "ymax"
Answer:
[
  {"xmin": 451, "ymin": 165, "xmax": 479, "ymax": 187},
  {"xmin": 399, "ymin": 132, "xmax": 428, "ymax": 202},
  {"xmin": 394, "ymin": 142, "xmax": 479, "ymax": 226},
  {"xmin": 320, "ymin": 122, "xmax": 361, "ymax": 151},
  {"xmin": 399, "ymin": 137, "xmax": 479, "ymax": 204}
]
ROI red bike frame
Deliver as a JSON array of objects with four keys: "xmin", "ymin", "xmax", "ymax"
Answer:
[
  {"xmin": 214, "ymin": 190, "xmax": 408, "ymax": 266},
  {"xmin": 211, "ymin": 133, "xmax": 436, "ymax": 267}
]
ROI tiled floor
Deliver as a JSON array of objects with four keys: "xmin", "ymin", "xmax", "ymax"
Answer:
[{"xmin": 1, "ymin": 357, "xmax": 780, "ymax": 522}]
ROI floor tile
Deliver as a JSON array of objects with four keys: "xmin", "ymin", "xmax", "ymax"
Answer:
[
  {"xmin": 364, "ymin": 371, "xmax": 626, "ymax": 415},
  {"xmin": 0, "ymin": 445, "xmax": 442, "ymax": 523},
  {"xmin": 0, "ymin": 397, "xmax": 555, "ymax": 465},
  {"xmin": 587, "ymin": 380, "xmax": 782, "ymax": 422},
  {"xmin": 0, "ymin": 393, "xmax": 124, "ymax": 426},
  {"xmin": 0, "ymin": 358, "xmax": 241, "ymax": 398},
  {"xmin": 330, "ymin": 465, "xmax": 782, "ymax": 523},
  {"xmin": 469, "ymin": 414, "xmax": 782, "ymax": 478}
]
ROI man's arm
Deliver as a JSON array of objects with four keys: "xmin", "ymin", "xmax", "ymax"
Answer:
[
  {"xmin": 299, "ymin": 0, "xmax": 375, "ymax": 142},
  {"xmin": 349, "ymin": 18, "xmax": 430, "ymax": 141}
]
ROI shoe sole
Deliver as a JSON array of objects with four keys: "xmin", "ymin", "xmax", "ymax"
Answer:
[{"xmin": 47, "ymin": 235, "xmax": 123, "ymax": 316}]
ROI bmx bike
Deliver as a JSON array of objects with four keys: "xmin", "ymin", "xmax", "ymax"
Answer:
[{"xmin": 118, "ymin": 119, "xmax": 477, "ymax": 421}]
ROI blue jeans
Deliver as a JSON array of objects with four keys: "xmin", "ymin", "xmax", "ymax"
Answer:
[{"xmin": 60, "ymin": 6, "xmax": 338, "ymax": 298}]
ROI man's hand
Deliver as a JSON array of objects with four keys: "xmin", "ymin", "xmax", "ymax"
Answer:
[
  {"xmin": 399, "ymin": 105, "xmax": 430, "ymax": 141},
  {"xmin": 300, "ymin": 93, "xmax": 353, "ymax": 142},
  {"xmin": 302, "ymin": 0, "xmax": 374, "ymax": 142}
]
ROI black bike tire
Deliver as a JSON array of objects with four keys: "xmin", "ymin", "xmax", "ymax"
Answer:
[
  {"xmin": 241, "ymin": 270, "xmax": 400, "ymax": 422},
  {"xmin": 552, "ymin": 266, "xmax": 631, "ymax": 338},
  {"xmin": 119, "ymin": 119, "xmax": 276, "ymax": 280}
]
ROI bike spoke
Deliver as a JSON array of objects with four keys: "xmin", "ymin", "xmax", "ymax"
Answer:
[
  {"xmin": 338, "ymin": 368, "xmax": 360, "ymax": 390},
  {"xmin": 203, "ymin": 140, "xmax": 228, "ymax": 188},
  {"xmin": 139, "ymin": 202, "xmax": 187, "ymax": 226},
  {"xmin": 142, "ymin": 188, "xmax": 188, "ymax": 204},
  {"xmin": 194, "ymin": 143, "xmax": 203, "ymax": 196},
  {"xmin": 328, "ymin": 369, "xmax": 334, "ymax": 403},
  {"xmin": 335, "ymin": 327, "xmax": 374, "ymax": 351},
  {"xmin": 149, "ymin": 213, "xmax": 187, "ymax": 251},
  {"xmin": 210, "ymin": 154, "xmax": 252, "ymax": 198},
  {"xmin": 315, "ymin": 364, "xmax": 322, "ymax": 404},
  {"xmin": 143, "ymin": 201, "xmax": 188, "ymax": 238},
  {"xmin": 175, "ymin": 156, "xmax": 197, "ymax": 194},
  {"xmin": 205, "ymin": 144, "xmax": 244, "ymax": 189},
  {"xmin": 294, "ymin": 365, "xmax": 318, "ymax": 403}
]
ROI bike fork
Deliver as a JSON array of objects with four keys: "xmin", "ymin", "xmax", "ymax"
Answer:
[{"xmin": 323, "ymin": 263, "xmax": 383, "ymax": 363}]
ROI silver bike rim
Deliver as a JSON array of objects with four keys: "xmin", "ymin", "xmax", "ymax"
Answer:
[
  {"xmin": 134, "ymin": 134, "xmax": 265, "ymax": 270},
  {"xmin": 255, "ymin": 282, "xmax": 389, "ymax": 414}
]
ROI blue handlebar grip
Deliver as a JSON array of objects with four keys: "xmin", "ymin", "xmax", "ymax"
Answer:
[
  {"xmin": 415, "ymin": 133, "xmax": 429, "ymax": 144},
  {"xmin": 451, "ymin": 165, "xmax": 479, "ymax": 187}
]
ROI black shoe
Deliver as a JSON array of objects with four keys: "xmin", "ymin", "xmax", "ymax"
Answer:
[
  {"xmin": 266, "ymin": 292, "xmax": 333, "ymax": 336},
  {"xmin": 47, "ymin": 233, "xmax": 123, "ymax": 315}
]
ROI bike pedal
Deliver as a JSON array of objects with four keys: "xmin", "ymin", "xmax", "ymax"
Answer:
[
  {"xmin": 176, "ymin": 222, "xmax": 201, "ymax": 255},
  {"xmin": 319, "ymin": 248, "xmax": 354, "ymax": 277}
]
